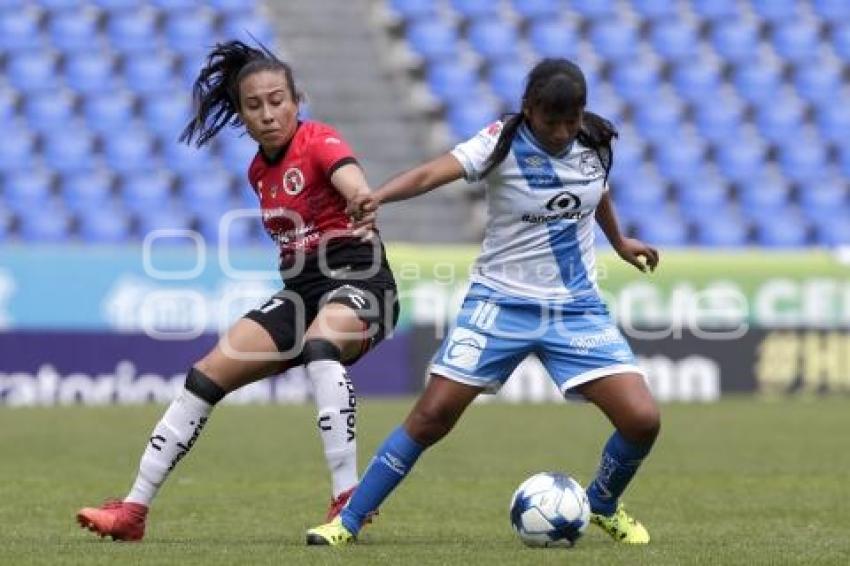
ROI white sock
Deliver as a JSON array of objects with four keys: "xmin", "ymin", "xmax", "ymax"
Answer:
[
  {"xmin": 305, "ymin": 361, "xmax": 358, "ymax": 498},
  {"xmin": 124, "ymin": 389, "xmax": 214, "ymax": 506}
]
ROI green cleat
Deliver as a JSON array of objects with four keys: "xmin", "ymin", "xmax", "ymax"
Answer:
[
  {"xmin": 306, "ymin": 517, "xmax": 356, "ymax": 546},
  {"xmin": 590, "ymin": 503, "xmax": 650, "ymax": 544}
]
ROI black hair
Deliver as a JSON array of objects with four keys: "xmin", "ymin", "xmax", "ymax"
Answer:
[
  {"xmin": 480, "ymin": 58, "xmax": 618, "ymax": 182},
  {"xmin": 179, "ymin": 40, "xmax": 299, "ymax": 147}
]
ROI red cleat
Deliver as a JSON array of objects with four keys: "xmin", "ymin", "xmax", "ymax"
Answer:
[
  {"xmin": 326, "ymin": 485, "xmax": 377, "ymax": 525},
  {"xmin": 76, "ymin": 499, "xmax": 148, "ymax": 542}
]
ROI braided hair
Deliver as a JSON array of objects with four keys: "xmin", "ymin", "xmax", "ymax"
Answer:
[
  {"xmin": 179, "ymin": 40, "xmax": 299, "ymax": 147},
  {"xmin": 480, "ymin": 58, "xmax": 617, "ymax": 182}
]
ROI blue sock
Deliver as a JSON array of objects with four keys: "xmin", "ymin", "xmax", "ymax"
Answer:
[
  {"xmin": 586, "ymin": 431, "xmax": 653, "ymax": 516},
  {"xmin": 340, "ymin": 426, "xmax": 424, "ymax": 535}
]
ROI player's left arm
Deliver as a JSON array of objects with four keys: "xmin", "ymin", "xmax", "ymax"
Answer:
[
  {"xmin": 595, "ymin": 189, "xmax": 659, "ymax": 272},
  {"xmin": 329, "ymin": 163, "xmax": 377, "ymax": 239}
]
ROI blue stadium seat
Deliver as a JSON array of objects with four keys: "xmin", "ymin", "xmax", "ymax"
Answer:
[
  {"xmin": 798, "ymin": 180, "xmax": 847, "ymax": 213},
  {"xmin": 179, "ymin": 169, "xmax": 233, "ymax": 214},
  {"xmin": 752, "ymin": 0, "xmax": 799, "ymax": 22},
  {"xmin": 633, "ymin": 214, "xmax": 689, "ymax": 247},
  {"xmin": 672, "ymin": 61, "xmax": 721, "ymax": 102},
  {"xmin": 120, "ymin": 170, "xmax": 174, "ymax": 212},
  {"xmin": 0, "ymin": 11, "xmax": 42, "ymax": 51},
  {"xmin": 217, "ymin": 130, "xmax": 258, "ymax": 176},
  {"xmin": 93, "ymin": 0, "xmax": 137, "ymax": 10},
  {"xmin": 82, "ymin": 91, "xmax": 136, "ymax": 134},
  {"xmin": 136, "ymin": 207, "xmax": 193, "ymax": 238},
  {"xmin": 733, "ymin": 62, "xmax": 782, "ymax": 105},
  {"xmin": 711, "ymin": 21, "xmax": 759, "ymax": 63},
  {"xmin": 39, "ymin": 0, "xmax": 85, "ymax": 11},
  {"xmin": 655, "ymin": 141, "xmax": 706, "ymax": 184},
  {"xmin": 18, "ymin": 208, "xmax": 71, "ymax": 242},
  {"xmin": 426, "ymin": 61, "xmax": 479, "ymax": 104},
  {"xmin": 527, "ymin": 21, "xmax": 580, "ymax": 59},
  {"xmin": 692, "ymin": 0, "xmax": 739, "ymax": 20},
  {"xmin": 143, "ymin": 94, "xmax": 192, "ymax": 139},
  {"xmin": 634, "ymin": 99, "xmax": 683, "ymax": 143},
  {"xmin": 511, "ymin": 0, "xmax": 560, "ymax": 21},
  {"xmin": 3, "ymin": 170, "xmax": 53, "ymax": 212},
  {"xmin": 716, "ymin": 143, "xmax": 766, "ymax": 183},
  {"xmin": 840, "ymin": 146, "xmax": 850, "ymax": 178},
  {"xmin": 162, "ymin": 141, "xmax": 215, "ymax": 175},
  {"xmin": 778, "ymin": 141, "xmax": 829, "ymax": 184},
  {"xmin": 794, "ymin": 63, "xmax": 842, "ymax": 105},
  {"xmin": 587, "ymin": 85, "xmax": 624, "ymax": 126},
  {"xmin": 694, "ymin": 215, "xmax": 749, "ymax": 247},
  {"xmin": 676, "ymin": 176, "xmax": 729, "ymax": 215},
  {"xmin": 610, "ymin": 138, "xmax": 645, "ymax": 178},
  {"xmin": 737, "ymin": 177, "xmax": 791, "ymax": 215},
  {"xmin": 772, "ymin": 21, "xmax": 820, "ymax": 63},
  {"xmin": 62, "ymin": 170, "xmax": 114, "ymax": 212},
  {"xmin": 814, "ymin": 0, "xmax": 850, "ymax": 21},
  {"xmin": 446, "ymin": 100, "xmax": 499, "ymax": 140},
  {"xmin": 78, "ymin": 208, "xmax": 132, "ymax": 243},
  {"xmin": 631, "ymin": 0, "xmax": 677, "ymax": 20},
  {"xmin": 590, "ymin": 21, "xmax": 639, "ymax": 61},
  {"xmin": 755, "ymin": 99, "xmax": 806, "ymax": 144},
  {"xmin": 107, "ymin": 10, "xmax": 159, "ymax": 53},
  {"xmin": 102, "ymin": 131, "xmax": 156, "ymax": 174},
  {"xmin": 650, "ymin": 21, "xmax": 699, "ymax": 62},
  {"xmin": 208, "ymin": 0, "xmax": 257, "ymax": 15},
  {"xmin": 178, "ymin": 48, "xmax": 208, "ymax": 87},
  {"xmin": 816, "ymin": 105, "xmax": 850, "ymax": 144},
  {"xmin": 47, "ymin": 12, "xmax": 98, "ymax": 52},
  {"xmin": 43, "ymin": 133, "xmax": 97, "ymax": 175},
  {"xmin": 64, "ymin": 52, "xmax": 117, "ymax": 94},
  {"xmin": 451, "ymin": 0, "xmax": 499, "ymax": 20},
  {"xmin": 610, "ymin": 63, "xmax": 661, "ymax": 103},
  {"xmin": 389, "ymin": 0, "xmax": 437, "ymax": 21},
  {"xmin": 488, "ymin": 61, "xmax": 526, "ymax": 110},
  {"xmin": 195, "ymin": 204, "xmax": 258, "ymax": 246},
  {"xmin": 569, "ymin": 0, "xmax": 616, "ymax": 20},
  {"xmin": 151, "ymin": 0, "xmax": 200, "ymax": 12},
  {"xmin": 164, "ymin": 12, "xmax": 216, "ymax": 54},
  {"xmin": 0, "ymin": 90, "xmax": 15, "ymax": 124},
  {"xmin": 220, "ymin": 14, "xmax": 275, "ymax": 45},
  {"xmin": 24, "ymin": 93, "xmax": 76, "ymax": 133},
  {"xmin": 754, "ymin": 215, "xmax": 809, "ymax": 247},
  {"xmin": 6, "ymin": 52, "xmax": 58, "ymax": 93},
  {"xmin": 814, "ymin": 218, "xmax": 850, "ymax": 246},
  {"xmin": 831, "ymin": 23, "xmax": 850, "ymax": 61},
  {"xmin": 123, "ymin": 53, "xmax": 177, "ymax": 95},
  {"xmin": 612, "ymin": 174, "xmax": 668, "ymax": 214},
  {"xmin": 467, "ymin": 20, "xmax": 519, "ymax": 61},
  {"xmin": 0, "ymin": 129, "xmax": 35, "ymax": 172},
  {"xmin": 406, "ymin": 19, "xmax": 458, "ymax": 61}
]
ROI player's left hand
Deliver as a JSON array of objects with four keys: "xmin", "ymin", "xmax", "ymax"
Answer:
[
  {"xmin": 615, "ymin": 238, "xmax": 659, "ymax": 273},
  {"xmin": 346, "ymin": 191, "xmax": 379, "ymax": 242}
]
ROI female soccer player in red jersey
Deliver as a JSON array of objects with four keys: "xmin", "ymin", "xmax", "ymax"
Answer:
[{"xmin": 76, "ymin": 41, "xmax": 398, "ymax": 541}]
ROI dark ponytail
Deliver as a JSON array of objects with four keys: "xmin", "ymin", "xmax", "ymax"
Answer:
[
  {"xmin": 479, "ymin": 58, "xmax": 617, "ymax": 182},
  {"xmin": 179, "ymin": 40, "xmax": 298, "ymax": 147}
]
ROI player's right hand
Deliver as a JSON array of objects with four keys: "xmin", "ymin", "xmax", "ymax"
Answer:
[{"xmin": 346, "ymin": 192, "xmax": 379, "ymax": 241}]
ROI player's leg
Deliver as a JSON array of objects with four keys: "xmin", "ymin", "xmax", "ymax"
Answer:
[
  {"xmin": 300, "ymin": 283, "xmax": 396, "ymax": 518},
  {"xmin": 306, "ymin": 374, "xmax": 483, "ymax": 545},
  {"xmin": 77, "ymin": 315, "xmax": 290, "ymax": 541}
]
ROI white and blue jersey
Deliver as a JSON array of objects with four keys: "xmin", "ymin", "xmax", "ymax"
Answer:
[{"xmin": 431, "ymin": 121, "xmax": 644, "ymax": 397}]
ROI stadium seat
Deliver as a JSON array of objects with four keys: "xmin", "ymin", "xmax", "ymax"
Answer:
[
  {"xmin": 123, "ymin": 54, "xmax": 177, "ymax": 95},
  {"xmin": 711, "ymin": 21, "xmax": 759, "ymax": 63},
  {"xmin": 814, "ymin": 0, "xmax": 850, "ymax": 21},
  {"xmin": 389, "ymin": 0, "xmax": 437, "ymax": 21},
  {"xmin": 754, "ymin": 215, "xmax": 809, "ymax": 247},
  {"xmin": 738, "ymin": 177, "xmax": 792, "ymax": 216},
  {"xmin": 18, "ymin": 207, "xmax": 71, "ymax": 242},
  {"xmin": 634, "ymin": 99, "xmax": 684, "ymax": 144},
  {"xmin": 0, "ymin": 90, "xmax": 15, "ymax": 124},
  {"xmin": 405, "ymin": 19, "xmax": 459, "ymax": 61},
  {"xmin": 78, "ymin": 208, "xmax": 132, "ymax": 243},
  {"xmin": 102, "ymin": 131, "xmax": 157, "ymax": 174},
  {"xmin": 655, "ymin": 141, "xmax": 707, "ymax": 185},
  {"xmin": 93, "ymin": 0, "xmax": 137, "ymax": 11},
  {"xmin": 831, "ymin": 23, "xmax": 850, "ymax": 61},
  {"xmin": 82, "ymin": 91, "xmax": 136, "ymax": 134},
  {"xmin": 220, "ymin": 14, "xmax": 276, "ymax": 45},
  {"xmin": 136, "ymin": 207, "xmax": 193, "ymax": 238},
  {"xmin": 733, "ymin": 62, "xmax": 782, "ymax": 105},
  {"xmin": 798, "ymin": 180, "xmax": 848, "ymax": 212},
  {"xmin": 6, "ymin": 52, "xmax": 59, "ymax": 93},
  {"xmin": 426, "ymin": 61, "xmax": 480, "ymax": 104},
  {"xmin": 633, "ymin": 214, "xmax": 689, "ymax": 247},
  {"xmin": 64, "ymin": 52, "xmax": 117, "ymax": 94},
  {"xmin": 162, "ymin": 141, "xmax": 216, "ymax": 175},
  {"xmin": 610, "ymin": 63, "xmax": 661, "ymax": 103},
  {"xmin": 0, "ymin": 129, "xmax": 35, "ymax": 172},
  {"xmin": 672, "ymin": 60, "xmax": 722, "ymax": 102},
  {"xmin": 589, "ymin": 21, "xmax": 639, "ymax": 61},
  {"xmin": 610, "ymin": 138, "xmax": 645, "ymax": 178},
  {"xmin": 778, "ymin": 141, "xmax": 829, "ymax": 184},
  {"xmin": 62, "ymin": 170, "xmax": 115, "ymax": 212},
  {"xmin": 488, "ymin": 61, "xmax": 526, "ymax": 110},
  {"xmin": 451, "ymin": 0, "xmax": 500, "ymax": 20},
  {"xmin": 217, "ymin": 130, "xmax": 258, "ymax": 176},
  {"xmin": 716, "ymin": 143, "xmax": 767, "ymax": 183},
  {"xmin": 691, "ymin": 0, "xmax": 739, "ymax": 20},
  {"xmin": 446, "ymin": 99, "xmax": 499, "ymax": 140},
  {"xmin": 23, "ymin": 93, "xmax": 76, "ymax": 133},
  {"xmin": 793, "ymin": 62, "xmax": 842, "ymax": 105},
  {"xmin": 195, "ymin": 204, "xmax": 257, "ymax": 246},
  {"xmin": 694, "ymin": 214, "xmax": 750, "ymax": 247},
  {"xmin": 142, "ymin": 94, "xmax": 192, "ymax": 139},
  {"xmin": 47, "ymin": 11, "xmax": 97, "ymax": 52},
  {"xmin": 511, "ymin": 0, "xmax": 560, "ymax": 21},
  {"xmin": 0, "ymin": 11, "xmax": 42, "ymax": 52},
  {"xmin": 179, "ymin": 169, "xmax": 233, "ymax": 214},
  {"xmin": 39, "ymin": 0, "xmax": 85, "ymax": 11},
  {"xmin": 467, "ymin": 20, "xmax": 520, "ymax": 61},
  {"xmin": 120, "ymin": 170, "xmax": 174, "ymax": 212},
  {"xmin": 650, "ymin": 21, "xmax": 699, "ymax": 62},
  {"xmin": 527, "ymin": 21, "xmax": 580, "ymax": 59},
  {"xmin": 3, "ymin": 170, "xmax": 54, "ymax": 212},
  {"xmin": 815, "ymin": 105, "xmax": 850, "ymax": 144},
  {"xmin": 752, "ymin": 0, "xmax": 799, "ymax": 22},
  {"xmin": 164, "ymin": 12, "xmax": 217, "ymax": 54},
  {"xmin": 611, "ymin": 173, "xmax": 668, "ymax": 213},
  {"xmin": 106, "ymin": 10, "xmax": 159, "ymax": 53},
  {"xmin": 755, "ymin": 99, "xmax": 806, "ymax": 144},
  {"xmin": 569, "ymin": 0, "xmax": 616, "ymax": 20},
  {"xmin": 43, "ymin": 133, "xmax": 97, "ymax": 175},
  {"xmin": 772, "ymin": 22, "xmax": 821, "ymax": 63},
  {"xmin": 151, "ymin": 0, "xmax": 200, "ymax": 12},
  {"xmin": 208, "ymin": 0, "xmax": 258, "ymax": 16},
  {"xmin": 814, "ymin": 218, "xmax": 850, "ymax": 246}
]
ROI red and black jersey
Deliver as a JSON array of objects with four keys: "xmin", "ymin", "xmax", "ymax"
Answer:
[{"xmin": 247, "ymin": 120, "xmax": 359, "ymax": 266}]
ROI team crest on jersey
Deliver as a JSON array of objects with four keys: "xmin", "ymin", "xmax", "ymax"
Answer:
[
  {"xmin": 524, "ymin": 155, "xmax": 547, "ymax": 168},
  {"xmin": 578, "ymin": 150, "xmax": 602, "ymax": 176},
  {"xmin": 283, "ymin": 167, "xmax": 305, "ymax": 195}
]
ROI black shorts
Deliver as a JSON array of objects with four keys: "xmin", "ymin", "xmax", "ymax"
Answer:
[{"xmin": 243, "ymin": 240, "xmax": 399, "ymax": 366}]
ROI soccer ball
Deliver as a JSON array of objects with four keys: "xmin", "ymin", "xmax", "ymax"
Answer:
[{"xmin": 509, "ymin": 472, "xmax": 590, "ymax": 547}]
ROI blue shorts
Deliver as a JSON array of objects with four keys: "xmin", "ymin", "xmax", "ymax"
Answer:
[{"xmin": 430, "ymin": 283, "xmax": 643, "ymax": 399}]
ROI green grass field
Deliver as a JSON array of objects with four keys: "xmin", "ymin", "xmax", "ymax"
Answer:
[{"xmin": 1, "ymin": 398, "xmax": 848, "ymax": 565}]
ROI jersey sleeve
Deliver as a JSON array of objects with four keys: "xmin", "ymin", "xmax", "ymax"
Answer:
[
  {"xmin": 310, "ymin": 124, "xmax": 358, "ymax": 178},
  {"xmin": 450, "ymin": 121, "xmax": 503, "ymax": 182}
]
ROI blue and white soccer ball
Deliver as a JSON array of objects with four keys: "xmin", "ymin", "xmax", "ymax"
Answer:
[{"xmin": 509, "ymin": 472, "xmax": 591, "ymax": 547}]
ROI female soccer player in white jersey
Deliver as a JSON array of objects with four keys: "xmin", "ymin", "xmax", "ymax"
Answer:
[{"xmin": 307, "ymin": 58, "xmax": 660, "ymax": 546}]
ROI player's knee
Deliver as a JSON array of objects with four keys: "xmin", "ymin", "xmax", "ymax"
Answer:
[
  {"xmin": 622, "ymin": 404, "xmax": 661, "ymax": 445},
  {"xmin": 406, "ymin": 404, "xmax": 458, "ymax": 447},
  {"xmin": 185, "ymin": 366, "xmax": 227, "ymax": 405},
  {"xmin": 302, "ymin": 338, "xmax": 342, "ymax": 364}
]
